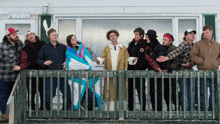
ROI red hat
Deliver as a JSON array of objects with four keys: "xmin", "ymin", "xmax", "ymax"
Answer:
[{"xmin": 5, "ymin": 27, "xmax": 19, "ymax": 35}]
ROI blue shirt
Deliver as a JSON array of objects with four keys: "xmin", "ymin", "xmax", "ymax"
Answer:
[{"xmin": 37, "ymin": 41, "xmax": 66, "ymax": 70}]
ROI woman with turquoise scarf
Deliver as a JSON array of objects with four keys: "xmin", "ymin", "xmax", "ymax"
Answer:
[{"xmin": 65, "ymin": 34, "xmax": 103, "ymax": 110}]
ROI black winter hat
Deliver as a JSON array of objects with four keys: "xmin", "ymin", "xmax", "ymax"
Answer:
[{"xmin": 145, "ymin": 29, "xmax": 158, "ymax": 37}]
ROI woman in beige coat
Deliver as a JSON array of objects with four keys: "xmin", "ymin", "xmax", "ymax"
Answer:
[{"xmin": 95, "ymin": 29, "xmax": 137, "ymax": 111}]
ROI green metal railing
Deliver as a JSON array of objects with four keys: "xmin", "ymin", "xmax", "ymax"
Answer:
[{"xmin": 7, "ymin": 70, "xmax": 220, "ymax": 123}]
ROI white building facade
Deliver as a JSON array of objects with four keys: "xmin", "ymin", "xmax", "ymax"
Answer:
[{"xmin": 0, "ymin": 0, "xmax": 219, "ymax": 59}]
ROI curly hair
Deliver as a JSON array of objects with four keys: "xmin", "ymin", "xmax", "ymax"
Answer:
[{"xmin": 106, "ymin": 29, "xmax": 119, "ymax": 40}]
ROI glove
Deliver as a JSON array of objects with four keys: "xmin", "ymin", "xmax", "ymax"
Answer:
[
  {"xmin": 168, "ymin": 66, "xmax": 172, "ymax": 73},
  {"xmin": 145, "ymin": 49, "xmax": 152, "ymax": 55}
]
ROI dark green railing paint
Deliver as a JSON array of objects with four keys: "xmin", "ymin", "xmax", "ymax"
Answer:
[{"xmin": 8, "ymin": 70, "xmax": 220, "ymax": 124}]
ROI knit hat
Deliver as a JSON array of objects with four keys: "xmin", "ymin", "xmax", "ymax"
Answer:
[{"xmin": 5, "ymin": 27, "xmax": 19, "ymax": 35}]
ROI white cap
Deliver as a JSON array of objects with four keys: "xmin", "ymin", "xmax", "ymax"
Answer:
[
  {"xmin": 184, "ymin": 29, "xmax": 196, "ymax": 36},
  {"xmin": 25, "ymin": 29, "xmax": 36, "ymax": 36}
]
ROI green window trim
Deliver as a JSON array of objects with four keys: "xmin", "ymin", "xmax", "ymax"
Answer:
[
  {"xmin": 203, "ymin": 14, "xmax": 216, "ymax": 40},
  {"xmin": 38, "ymin": 14, "xmax": 53, "ymax": 43}
]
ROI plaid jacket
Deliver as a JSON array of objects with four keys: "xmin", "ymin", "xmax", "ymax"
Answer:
[
  {"xmin": 0, "ymin": 36, "xmax": 24, "ymax": 82},
  {"xmin": 167, "ymin": 40, "xmax": 195, "ymax": 70}
]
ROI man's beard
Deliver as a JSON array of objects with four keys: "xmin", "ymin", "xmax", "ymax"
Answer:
[{"xmin": 9, "ymin": 36, "xmax": 19, "ymax": 43}]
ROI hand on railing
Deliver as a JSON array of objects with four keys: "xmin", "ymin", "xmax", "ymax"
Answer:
[
  {"xmin": 44, "ymin": 60, "xmax": 52, "ymax": 66},
  {"xmin": 156, "ymin": 68, "xmax": 162, "ymax": 75}
]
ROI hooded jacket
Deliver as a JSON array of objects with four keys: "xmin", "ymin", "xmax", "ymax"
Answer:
[{"xmin": 19, "ymin": 40, "xmax": 46, "ymax": 70}]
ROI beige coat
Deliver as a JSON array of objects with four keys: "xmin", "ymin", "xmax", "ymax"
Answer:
[
  {"xmin": 190, "ymin": 38, "xmax": 220, "ymax": 70},
  {"xmin": 100, "ymin": 45, "xmax": 129, "ymax": 101}
]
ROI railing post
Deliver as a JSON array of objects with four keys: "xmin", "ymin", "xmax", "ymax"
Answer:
[
  {"xmin": 217, "ymin": 71, "xmax": 220, "ymax": 123},
  {"xmin": 119, "ymin": 70, "xmax": 124, "ymax": 123},
  {"xmin": 20, "ymin": 71, "xmax": 27, "ymax": 124}
]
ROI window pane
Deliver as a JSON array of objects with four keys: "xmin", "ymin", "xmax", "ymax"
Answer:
[
  {"xmin": 82, "ymin": 19, "xmax": 172, "ymax": 58},
  {"xmin": 58, "ymin": 19, "xmax": 76, "ymax": 45},
  {"xmin": 178, "ymin": 19, "xmax": 197, "ymax": 44},
  {"xmin": 5, "ymin": 24, "xmax": 31, "ymax": 43}
]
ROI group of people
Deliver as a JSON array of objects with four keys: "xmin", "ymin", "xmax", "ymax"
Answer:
[
  {"xmin": 95, "ymin": 25, "xmax": 219, "ymax": 112},
  {"xmin": 0, "ymin": 24, "xmax": 219, "ymax": 119}
]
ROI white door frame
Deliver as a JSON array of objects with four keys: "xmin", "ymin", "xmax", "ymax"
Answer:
[{"xmin": 0, "ymin": 20, "xmax": 36, "ymax": 41}]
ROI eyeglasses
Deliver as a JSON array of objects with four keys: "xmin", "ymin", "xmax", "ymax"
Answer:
[{"xmin": 109, "ymin": 34, "xmax": 116, "ymax": 38}]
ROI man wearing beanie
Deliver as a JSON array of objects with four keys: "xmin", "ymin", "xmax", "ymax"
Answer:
[
  {"xmin": 0, "ymin": 28, "xmax": 24, "ymax": 119},
  {"xmin": 13, "ymin": 29, "xmax": 46, "ymax": 110}
]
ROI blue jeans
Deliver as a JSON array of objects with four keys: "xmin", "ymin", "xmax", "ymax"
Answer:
[
  {"xmin": 200, "ymin": 78, "xmax": 217, "ymax": 111},
  {"xmin": 46, "ymin": 78, "xmax": 71, "ymax": 110},
  {"xmin": 179, "ymin": 78, "xmax": 195, "ymax": 111},
  {"xmin": 0, "ymin": 79, "xmax": 15, "ymax": 114}
]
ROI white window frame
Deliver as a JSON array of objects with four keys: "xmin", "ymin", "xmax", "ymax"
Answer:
[
  {"xmin": 0, "ymin": 20, "xmax": 36, "ymax": 41},
  {"xmin": 54, "ymin": 14, "xmax": 203, "ymax": 46}
]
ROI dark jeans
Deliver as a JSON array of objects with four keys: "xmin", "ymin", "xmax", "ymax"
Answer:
[
  {"xmin": 128, "ymin": 78, "xmax": 146, "ymax": 111},
  {"xmin": 164, "ymin": 78, "xmax": 179, "ymax": 111},
  {"xmin": 0, "ymin": 79, "xmax": 15, "ymax": 114},
  {"xmin": 81, "ymin": 89, "xmax": 98, "ymax": 110},
  {"xmin": 200, "ymin": 78, "xmax": 217, "ymax": 111},
  {"xmin": 150, "ymin": 78, "xmax": 162, "ymax": 111},
  {"xmin": 179, "ymin": 78, "xmax": 195, "ymax": 111},
  {"xmin": 26, "ymin": 77, "xmax": 44, "ymax": 110},
  {"xmin": 46, "ymin": 77, "xmax": 71, "ymax": 110}
]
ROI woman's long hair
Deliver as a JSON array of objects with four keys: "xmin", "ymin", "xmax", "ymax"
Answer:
[
  {"xmin": 66, "ymin": 34, "xmax": 80, "ymax": 49},
  {"xmin": 148, "ymin": 35, "xmax": 160, "ymax": 50}
]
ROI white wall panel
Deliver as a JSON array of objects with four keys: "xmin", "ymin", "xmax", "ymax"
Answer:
[
  {"xmin": 0, "ymin": 0, "xmax": 220, "ymax": 7},
  {"xmin": 124, "ymin": 6, "xmax": 220, "ymax": 14}
]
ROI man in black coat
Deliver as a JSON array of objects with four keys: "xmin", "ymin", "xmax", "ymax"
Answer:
[
  {"xmin": 13, "ymin": 29, "xmax": 46, "ymax": 110},
  {"xmin": 127, "ymin": 27, "xmax": 162, "ymax": 111}
]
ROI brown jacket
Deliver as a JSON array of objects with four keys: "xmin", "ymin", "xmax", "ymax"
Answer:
[
  {"xmin": 190, "ymin": 38, "xmax": 220, "ymax": 70},
  {"xmin": 101, "ymin": 45, "xmax": 129, "ymax": 70},
  {"xmin": 100, "ymin": 45, "xmax": 129, "ymax": 101}
]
